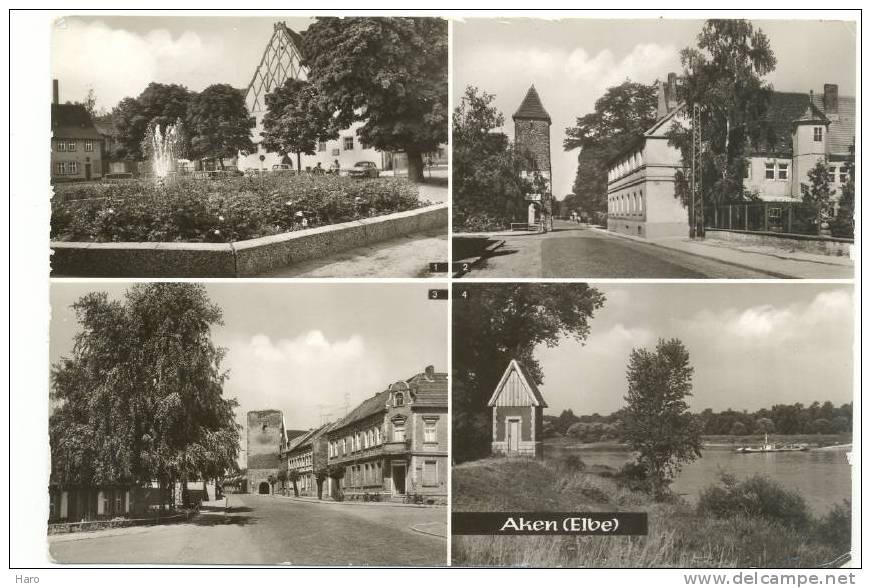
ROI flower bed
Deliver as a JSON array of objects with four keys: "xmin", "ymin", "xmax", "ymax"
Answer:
[{"xmin": 51, "ymin": 175, "xmax": 423, "ymax": 243}]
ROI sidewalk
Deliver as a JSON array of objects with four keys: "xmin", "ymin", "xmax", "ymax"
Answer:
[
  {"xmin": 263, "ymin": 492, "xmax": 445, "ymax": 509},
  {"xmin": 590, "ymin": 227, "xmax": 854, "ymax": 279}
]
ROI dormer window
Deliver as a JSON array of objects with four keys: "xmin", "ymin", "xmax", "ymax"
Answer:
[
  {"xmin": 394, "ymin": 392, "xmax": 404, "ymax": 407},
  {"xmin": 814, "ymin": 127, "xmax": 823, "ymax": 142}
]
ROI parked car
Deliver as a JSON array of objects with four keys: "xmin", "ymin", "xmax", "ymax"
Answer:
[{"xmin": 348, "ymin": 161, "xmax": 380, "ymax": 179}]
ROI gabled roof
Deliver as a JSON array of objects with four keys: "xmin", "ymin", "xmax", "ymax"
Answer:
[
  {"xmin": 328, "ymin": 390, "xmax": 391, "ymax": 433},
  {"xmin": 406, "ymin": 369, "xmax": 448, "ymax": 408},
  {"xmin": 327, "ymin": 367, "xmax": 448, "ymax": 433},
  {"xmin": 513, "ymin": 85, "xmax": 551, "ymax": 123},
  {"xmin": 51, "ymin": 103, "xmax": 101, "ymax": 140},
  {"xmin": 285, "ymin": 423, "xmax": 331, "ymax": 453},
  {"xmin": 751, "ymin": 91, "xmax": 855, "ymax": 156},
  {"xmin": 487, "ymin": 359, "xmax": 547, "ymax": 408},
  {"xmin": 812, "ymin": 93, "xmax": 855, "ymax": 155}
]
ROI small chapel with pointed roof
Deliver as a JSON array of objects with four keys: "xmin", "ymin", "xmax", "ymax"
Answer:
[{"xmin": 488, "ymin": 359, "xmax": 548, "ymax": 458}]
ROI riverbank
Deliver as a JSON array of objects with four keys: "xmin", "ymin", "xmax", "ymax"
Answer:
[
  {"xmin": 543, "ymin": 433, "xmax": 852, "ymax": 452},
  {"xmin": 452, "ymin": 458, "xmax": 850, "ymax": 568}
]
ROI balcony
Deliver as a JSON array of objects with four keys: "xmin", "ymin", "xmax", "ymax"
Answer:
[{"xmin": 381, "ymin": 440, "xmax": 411, "ymax": 455}]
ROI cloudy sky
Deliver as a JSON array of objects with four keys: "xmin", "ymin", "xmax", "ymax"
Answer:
[
  {"xmin": 51, "ymin": 16, "xmax": 316, "ymax": 110},
  {"xmin": 534, "ymin": 283, "xmax": 855, "ymax": 416},
  {"xmin": 453, "ymin": 17, "xmax": 857, "ymax": 198},
  {"xmin": 49, "ymin": 282, "xmax": 448, "ymax": 461}
]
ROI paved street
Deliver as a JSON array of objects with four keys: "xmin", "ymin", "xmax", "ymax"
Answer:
[
  {"xmin": 455, "ymin": 221, "xmax": 852, "ymax": 278},
  {"xmin": 50, "ymin": 494, "xmax": 447, "ymax": 566}
]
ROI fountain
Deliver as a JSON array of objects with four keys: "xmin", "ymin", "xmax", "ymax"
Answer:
[{"xmin": 145, "ymin": 120, "xmax": 184, "ymax": 180}]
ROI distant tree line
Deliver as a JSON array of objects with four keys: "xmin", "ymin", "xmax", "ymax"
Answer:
[{"xmin": 545, "ymin": 401, "xmax": 853, "ymax": 441}]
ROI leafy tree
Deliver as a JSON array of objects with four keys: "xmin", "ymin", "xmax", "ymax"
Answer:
[
  {"xmin": 78, "ymin": 88, "xmax": 100, "ymax": 118},
  {"xmin": 301, "ymin": 17, "xmax": 448, "ymax": 182},
  {"xmin": 831, "ymin": 147, "xmax": 855, "ymax": 238},
  {"xmin": 553, "ymin": 409, "xmax": 580, "ymax": 435},
  {"xmin": 50, "ymin": 284, "xmax": 240, "ymax": 511},
  {"xmin": 622, "ymin": 338, "xmax": 702, "ymax": 496},
  {"xmin": 186, "ymin": 84, "xmax": 255, "ymax": 168},
  {"xmin": 261, "ymin": 78, "xmax": 332, "ymax": 171},
  {"xmin": 452, "ymin": 283, "xmax": 606, "ymax": 462},
  {"xmin": 564, "ymin": 81, "xmax": 658, "ymax": 216},
  {"xmin": 267, "ymin": 474, "xmax": 277, "ymax": 494},
  {"xmin": 755, "ymin": 417, "xmax": 775, "ymax": 434},
  {"xmin": 831, "ymin": 416, "xmax": 850, "ymax": 433},
  {"xmin": 812, "ymin": 418, "xmax": 832, "ymax": 435},
  {"xmin": 452, "ymin": 86, "xmax": 528, "ymax": 229},
  {"xmin": 729, "ymin": 421, "xmax": 747, "ymax": 436},
  {"xmin": 327, "ymin": 464, "xmax": 346, "ymax": 500},
  {"xmin": 314, "ymin": 466, "xmax": 328, "ymax": 500},
  {"xmin": 112, "ymin": 83, "xmax": 194, "ymax": 160},
  {"xmin": 667, "ymin": 20, "xmax": 777, "ymax": 234},
  {"xmin": 286, "ymin": 469, "xmax": 300, "ymax": 497},
  {"xmin": 277, "ymin": 467, "xmax": 289, "ymax": 495},
  {"xmin": 801, "ymin": 160, "xmax": 836, "ymax": 235}
]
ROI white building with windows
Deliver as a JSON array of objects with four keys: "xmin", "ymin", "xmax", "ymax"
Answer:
[{"xmin": 606, "ymin": 73, "xmax": 855, "ymax": 239}]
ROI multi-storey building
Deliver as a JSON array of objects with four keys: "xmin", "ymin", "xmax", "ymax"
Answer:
[
  {"xmin": 50, "ymin": 80, "xmax": 103, "ymax": 183},
  {"xmin": 606, "ymin": 73, "xmax": 855, "ymax": 239},
  {"xmin": 324, "ymin": 366, "xmax": 448, "ymax": 503},
  {"xmin": 283, "ymin": 423, "xmax": 331, "ymax": 497},
  {"xmin": 238, "ymin": 22, "xmax": 446, "ymax": 176}
]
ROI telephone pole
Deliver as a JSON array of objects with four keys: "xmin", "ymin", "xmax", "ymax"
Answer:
[{"xmin": 691, "ymin": 103, "xmax": 703, "ymax": 239}]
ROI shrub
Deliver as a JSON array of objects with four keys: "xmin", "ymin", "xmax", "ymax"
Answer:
[
  {"xmin": 51, "ymin": 175, "xmax": 422, "ymax": 243},
  {"xmin": 612, "ymin": 461, "xmax": 651, "ymax": 492},
  {"xmin": 815, "ymin": 500, "xmax": 851, "ymax": 554},
  {"xmin": 560, "ymin": 453, "xmax": 586, "ymax": 473},
  {"xmin": 697, "ymin": 473, "xmax": 812, "ymax": 530}
]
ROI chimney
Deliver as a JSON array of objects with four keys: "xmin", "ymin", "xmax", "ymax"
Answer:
[
  {"xmin": 52, "ymin": 79, "xmax": 59, "ymax": 105},
  {"xmin": 823, "ymin": 84, "xmax": 839, "ymax": 115}
]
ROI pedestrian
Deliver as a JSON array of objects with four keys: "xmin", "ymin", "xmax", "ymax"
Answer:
[
  {"xmin": 314, "ymin": 162, "xmax": 324, "ymax": 175},
  {"xmin": 330, "ymin": 159, "xmax": 341, "ymax": 175}
]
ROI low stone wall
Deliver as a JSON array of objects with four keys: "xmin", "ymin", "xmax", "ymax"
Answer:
[
  {"xmin": 50, "ymin": 204, "xmax": 448, "ymax": 277},
  {"xmin": 48, "ymin": 511, "xmax": 192, "ymax": 535},
  {"xmin": 705, "ymin": 229, "xmax": 853, "ymax": 257}
]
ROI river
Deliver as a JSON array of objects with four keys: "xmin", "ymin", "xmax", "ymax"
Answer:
[{"xmin": 547, "ymin": 443, "xmax": 852, "ymax": 517}]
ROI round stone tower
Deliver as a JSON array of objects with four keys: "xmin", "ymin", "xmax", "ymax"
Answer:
[{"xmin": 513, "ymin": 85, "xmax": 552, "ymax": 228}]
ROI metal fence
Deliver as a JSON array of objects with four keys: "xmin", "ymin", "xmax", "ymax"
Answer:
[{"xmin": 704, "ymin": 202, "xmax": 824, "ymax": 237}]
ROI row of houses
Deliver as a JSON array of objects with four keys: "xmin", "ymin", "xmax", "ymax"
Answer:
[{"xmin": 246, "ymin": 365, "xmax": 448, "ymax": 504}]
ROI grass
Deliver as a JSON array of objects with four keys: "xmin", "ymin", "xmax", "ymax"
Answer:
[
  {"xmin": 51, "ymin": 175, "xmax": 425, "ymax": 244},
  {"xmin": 452, "ymin": 458, "xmax": 850, "ymax": 568}
]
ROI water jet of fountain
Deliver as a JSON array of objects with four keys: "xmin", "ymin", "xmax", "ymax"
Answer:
[{"xmin": 146, "ymin": 120, "xmax": 184, "ymax": 181}]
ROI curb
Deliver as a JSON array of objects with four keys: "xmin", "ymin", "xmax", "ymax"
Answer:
[
  {"xmin": 264, "ymin": 493, "xmax": 445, "ymax": 509},
  {"xmin": 409, "ymin": 522, "xmax": 448, "ymax": 539},
  {"xmin": 587, "ymin": 227, "xmax": 797, "ymax": 279},
  {"xmin": 50, "ymin": 203, "xmax": 448, "ymax": 278}
]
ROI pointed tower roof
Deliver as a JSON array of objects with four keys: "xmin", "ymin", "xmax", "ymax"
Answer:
[
  {"xmin": 794, "ymin": 92, "xmax": 829, "ymax": 126},
  {"xmin": 513, "ymin": 85, "xmax": 551, "ymax": 123}
]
